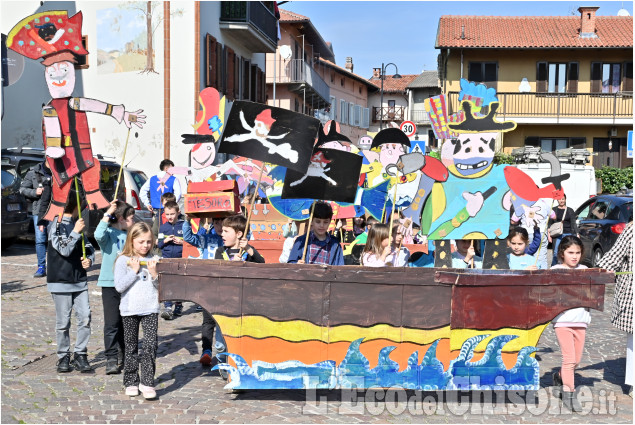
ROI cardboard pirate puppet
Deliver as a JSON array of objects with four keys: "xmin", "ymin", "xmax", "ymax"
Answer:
[{"xmin": 6, "ymin": 11, "xmax": 146, "ymax": 221}]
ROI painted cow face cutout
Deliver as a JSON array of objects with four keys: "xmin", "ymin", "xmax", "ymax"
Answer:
[
  {"xmin": 443, "ymin": 132, "xmax": 497, "ymax": 178},
  {"xmin": 45, "ymin": 61, "xmax": 75, "ymax": 98}
]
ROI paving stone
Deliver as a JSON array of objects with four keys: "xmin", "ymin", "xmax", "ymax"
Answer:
[{"xmin": 2, "ymin": 242, "xmax": 632, "ymax": 423}]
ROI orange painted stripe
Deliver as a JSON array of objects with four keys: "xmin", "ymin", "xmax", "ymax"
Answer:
[{"xmin": 224, "ymin": 336, "xmax": 522, "ymax": 371}]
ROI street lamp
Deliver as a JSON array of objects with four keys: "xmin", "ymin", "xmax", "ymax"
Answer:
[{"xmin": 379, "ymin": 62, "xmax": 401, "ymax": 130}]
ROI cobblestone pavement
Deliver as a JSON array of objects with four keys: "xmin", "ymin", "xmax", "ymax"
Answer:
[{"xmin": 1, "ymin": 242, "xmax": 632, "ymax": 424}]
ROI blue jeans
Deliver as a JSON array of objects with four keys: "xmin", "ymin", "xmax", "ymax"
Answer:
[
  {"xmin": 52, "ymin": 290, "xmax": 91, "ymax": 358},
  {"xmin": 552, "ymin": 233, "xmax": 572, "ymax": 266},
  {"xmin": 34, "ymin": 215, "xmax": 48, "ymax": 269}
]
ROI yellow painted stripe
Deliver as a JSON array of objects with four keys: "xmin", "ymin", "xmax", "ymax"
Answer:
[
  {"xmin": 214, "ymin": 315, "xmax": 550, "ymax": 352},
  {"xmin": 215, "ymin": 314, "xmax": 449, "ymax": 345}
]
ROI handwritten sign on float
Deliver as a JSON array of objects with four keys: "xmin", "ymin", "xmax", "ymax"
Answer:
[{"xmin": 184, "ymin": 180, "xmax": 241, "ymax": 215}]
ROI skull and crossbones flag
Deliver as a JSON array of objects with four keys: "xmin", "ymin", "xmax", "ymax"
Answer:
[
  {"xmin": 281, "ymin": 148, "xmax": 362, "ymax": 203},
  {"xmin": 217, "ymin": 101, "xmax": 319, "ymax": 173}
]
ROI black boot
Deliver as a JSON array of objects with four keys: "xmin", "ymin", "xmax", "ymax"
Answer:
[
  {"xmin": 71, "ymin": 353, "xmax": 93, "ymax": 373},
  {"xmin": 56, "ymin": 354, "xmax": 72, "ymax": 373},
  {"xmin": 105, "ymin": 357, "xmax": 121, "ymax": 375},
  {"xmin": 552, "ymin": 371, "xmax": 563, "ymax": 399}
]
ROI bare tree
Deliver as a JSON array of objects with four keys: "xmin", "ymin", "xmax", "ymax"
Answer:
[{"xmin": 121, "ymin": 1, "xmax": 183, "ymax": 74}]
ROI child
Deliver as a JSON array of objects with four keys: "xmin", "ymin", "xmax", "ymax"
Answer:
[
  {"xmin": 157, "ymin": 200, "xmax": 184, "ymax": 320},
  {"xmin": 287, "ymin": 202, "xmax": 344, "ymax": 265},
  {"xmin": 452, "ymin": 240, "xmax": 482, "ymax": 269},
  {"xmin": 47, "ymin": 196, "xmax": 95, "ymax": 373},
  {"xmin": 200, "ymin": 214, "xmax": 265, "ymax": 373},
  {"xmin": 183, "ymin": 214, "xmax": 224, "ymax": 260},
  {"xmin": 361, "ymin": 223, "xmax": 392, "ymax": 267},
  {"xmin": 114, "ymin": 222, "xmax": 160, "ymax": 399},
  {"xmin": 152, "ymin": 192, "xmax": 177, "ymax": 240},
  {"xmin": 550, "ymin": 235, "xmax": 588, "ymax": 412},
  {"xmin": 94, "ymin": 200, "xmax": 135, "ymax": 375},
  {"xmin": 507, "ymin": 227, "xmax": 539, "ymax": 270},
  {"xmin": 390, "ymin": 224, "xmax": 410, "ymax": 267}
]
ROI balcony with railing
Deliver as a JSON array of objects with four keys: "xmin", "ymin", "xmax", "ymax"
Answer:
[
  {"xmin": 447, "ymin": 92, "xmax": 633, "ymax": 124},
  {"xmin": 269, "ymin": 59, "xmax": 330, "ymax": 108},
  {"xmin": 411, "ymin": 109, "xmax": 431, "ymax": 125},
  {"xmin": 372, "ymin": 106, "xmax": 405, "ymax": 123},
  {"xmin": 219, "ymin": 1, "xmax": 278, "ymax": 53}
]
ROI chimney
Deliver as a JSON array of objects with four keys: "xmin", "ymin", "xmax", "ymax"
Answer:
[
  {"xmin": 578, "ymin": 6, "xmax": 600, "ymax": 38},
  {"xmin": 345, "ymin": 57, "xmax": 354, "ymax": 73},
  {"xmin": 373, "ymin": 68, "xmax": 381, "ymax": 79}
]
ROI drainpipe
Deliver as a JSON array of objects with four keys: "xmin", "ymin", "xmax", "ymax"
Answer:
[{"xmin": 460, "ymin": 49, "xmax": 464, "ymax": 79}]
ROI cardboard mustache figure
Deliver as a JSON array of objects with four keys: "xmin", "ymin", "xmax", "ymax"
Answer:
[{"xmin": 6, "ymin": 11, "xmax": 146, "ymax": 221}]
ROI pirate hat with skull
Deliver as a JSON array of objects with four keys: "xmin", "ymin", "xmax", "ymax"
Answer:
[{"xmin": 7, "ymin": 11, "xmax": 88, "ymax": 65}]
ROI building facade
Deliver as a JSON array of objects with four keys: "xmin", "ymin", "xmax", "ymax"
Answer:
[
  {"xmin": 406, "ymin": 70, "xmax": 442, "ymax": 148},
  {"xmin": 367, "ymin": 70, "xmax": 418, "ymax": 134},
  {"xmin": 436, "ymin": 6, "xmax": 633, "ymax": 168},
  {"xmin": 265, "ymin": 9, "xmax": 375, "ymax": 145},
  {"xmin": 1, "ymin": 1, "xmax": 275, "ymax": 176}
]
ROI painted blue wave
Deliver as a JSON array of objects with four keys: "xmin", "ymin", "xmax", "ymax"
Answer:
[{"xmin": 213, "ymin": 335, "xmax": 539, "ymax": 390}]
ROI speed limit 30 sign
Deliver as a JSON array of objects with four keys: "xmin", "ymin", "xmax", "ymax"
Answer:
[{"xmin": 400, "ymin": 121, "xmax": 417, "ymax": 138}]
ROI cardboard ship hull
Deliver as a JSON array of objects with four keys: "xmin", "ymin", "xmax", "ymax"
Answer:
[{"xmin": 157, "ymin": 260, "xmax": 612, "ymax": 390}]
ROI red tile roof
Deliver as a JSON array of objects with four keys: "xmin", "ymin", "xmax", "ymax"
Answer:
[
  {"xmin": 368, "ymin": 74, "xmax": 419, "ymax": 93},
  {"xmin": 318, "ymin": 58, "xmax": 378, "ymax": 89},
  {"xmin": 436, "ymin": 15, "xmax": 633, "ymax": 48},
  {"xmin": 279, "ymin": 9, "xmax": 310, "ymax": 23}
]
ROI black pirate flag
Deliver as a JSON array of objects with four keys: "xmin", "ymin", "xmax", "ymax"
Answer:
[
  {"xmin": 281, "ymin": 148, "xmax": 363, "ymax": 203},
  {"xmin": 217, "ymin": 101, "xmax": 319, "ymax": 173}
]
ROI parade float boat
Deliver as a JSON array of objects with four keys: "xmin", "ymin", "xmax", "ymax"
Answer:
[{"xmin": 157, "ymin": 260, "xmax": 612, "ymax": 390}]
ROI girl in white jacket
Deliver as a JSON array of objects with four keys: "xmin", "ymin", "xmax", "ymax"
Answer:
[{"xmin": 550, "ymin": 235, "xmax": 589, "ymax": 412}]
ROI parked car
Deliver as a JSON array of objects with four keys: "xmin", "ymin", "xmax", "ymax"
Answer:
[
  {"xmin": 574, "ymin": 194, "xmax": 633, "ymax": 267},
  {"xmin": 1, "ymin": 160, "xmax": 30, "ymax": 247},
  {"xmin": 1, "ymin": 148, "xmax": 152, "ymax": 238}
]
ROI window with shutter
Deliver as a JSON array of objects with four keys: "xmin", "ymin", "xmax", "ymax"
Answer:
[
  {"xmin": 258, "ymin": 68, "xmax": 266, "ymax": 103},
  {"xmin": 468, "ymin": 62, "xmax": 498, "ymax": 90},
  {"xmin": 243, "ymin": 60, "xmax": 250, "ymax": 100},
  {"xmin": 570, "ymin": 137, "xmax": 586, "ymax": 149},
  {"xmin": 235, "ymin": 55, "xmax": 241, "ymax": 100},
  {"xmin": 623, "ymin": 61, "xmax": 633, "ymax": 92},
  {"xmin": 536, "ymin": 62, "xmax": 547, "ymax": 93},
  {"xmin": 206, "ymin": 34, "xmax": 217, "ymax": 88},
  {"xmin": 251, "ymin": 64, "xmax": 258, "ymax": 102},
  {"xmin": 590, "ymin": 62, "xmax": 602, "ymax": 93},
  {"xmin": 216, "ymin": 43, "xmax": 223, "ymax": 93},
  {"xmin": 226, "ymin": 47, "xmax": 235, "ymax": 100},
  {"xmin": 340, "ymin": 100, "xmax": 347, "ymax": 123},
  {"xmin": 567, "ymin": 62, "xmax": 579, "ymax": 93},
  {"xmin": 525, "ymin": 136, "xmax": 540, "ymax": 147},
  {"xmin": 329, "ymin": 96, "xmax": 336, "ymax": 120},
  {"xmin": 362, "ymin": 108, "xmax": 370, "ymax": 128},
  {"xmin": 354, "ymin": 105, "xmax": 362, "ymax": 127},
  {"xmin": 349, "ymin": 103, "xmax": 355, "ymax": 126}
]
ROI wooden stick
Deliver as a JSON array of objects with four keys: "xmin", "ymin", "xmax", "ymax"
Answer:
[
  {"xmin": 74, "ymin": 177, "xmax": 86, "ymax": 259},
  {"xmin": 470, "ymin": 240, "xmax": 475, "ymax": 269},
  {"xmin": 534, "ymin": 198, "xmax": 556, "ymax": 267},
  {"xmin": 239, "ymin": 164, "xmax": 265, "ymax": 256},
  {"xmin": 387, "ymin": 170, "xmax": 400, "ymax": 242},
  {"xmin": 301, "ymin": 201, "xmax": 317, "ymax": 263},
  {"xmin": 113, "ymin": 127, "xmax": 132, "ymax": 201}
]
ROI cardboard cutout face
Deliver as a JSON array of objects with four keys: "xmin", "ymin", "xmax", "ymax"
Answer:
[
  {"xmin": 190, "ymin": 142, "xmax": 216, "ymax": 169},
  {"xmin": 379, "ymin": 143, "xmax": 407, "ymax": 168},
  {"xmin": 442, "ymin": 132, "xmax": 497, "ymax": 178},
  {"xmin": 45, "ymin": 60, "xmax": 75, "ymax": 98}
]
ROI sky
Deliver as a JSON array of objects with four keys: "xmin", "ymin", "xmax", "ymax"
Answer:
[{"xmin": 280, "ymin": 0, "xmax": 632, "ymax": 78}]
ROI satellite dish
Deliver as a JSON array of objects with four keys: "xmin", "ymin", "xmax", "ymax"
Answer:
[{"xmin": 279, "ymin": 45, "xmax": 292, "ymax": 60}]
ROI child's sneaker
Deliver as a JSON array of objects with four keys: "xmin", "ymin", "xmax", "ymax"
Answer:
[
  {"xmin": 139, "ymin": 384, "xmax": 157, "ymax": 399},
  {"xmin": 199, "ymin": 349, "xmax": 212, "ymax": 366},
  {"xmin": 173, "ymin": 303, "xmax": 183, "ymax": 316},
  {"xmin": 125, "ymin": 386, "xmax": 139, "ymax": 396},
  {"xmin": 160, "ymin": 308, "xmax": 173, "ymax": 320},
  {"xmin": 33, "ymin": 266, "xmax": 46, "ymax": 278}
]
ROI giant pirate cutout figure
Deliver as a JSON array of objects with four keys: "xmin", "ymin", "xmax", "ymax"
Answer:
[{"xmin": 7, "ymin": 11, "xmax": 146, "ymax": 221}]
